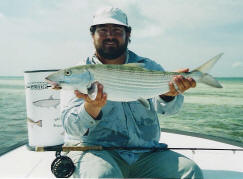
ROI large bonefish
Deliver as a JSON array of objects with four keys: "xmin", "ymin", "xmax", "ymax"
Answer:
[{"xmin": 45, "ymin": 53, "xmax": 223, "ymax": 102}]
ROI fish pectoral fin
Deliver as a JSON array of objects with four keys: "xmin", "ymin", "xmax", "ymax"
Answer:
[
  {"xmin": 87, "ymin": 82, "xmax": 98, "ymax": 100},
  {"xmin": 138, "ymin": 98, "xmax": 150, "ymax": 110}
]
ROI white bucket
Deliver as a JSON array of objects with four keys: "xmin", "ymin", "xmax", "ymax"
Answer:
[{"xmin": 24, "ymin": 70, "xmax": 64, "ymax": 147}]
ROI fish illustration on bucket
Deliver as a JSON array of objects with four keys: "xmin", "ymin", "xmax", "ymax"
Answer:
[{"xmin": 32, "ymin": 95, "xmax": 60, "ymax": 109}]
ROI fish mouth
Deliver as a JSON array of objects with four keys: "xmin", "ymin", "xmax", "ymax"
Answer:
[{"xmin": 45, "ymin": 77, "xmax": 59, "ymax": 86}]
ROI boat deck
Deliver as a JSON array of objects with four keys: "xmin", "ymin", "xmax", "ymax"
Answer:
[{"xmin": 0, "ymin": 131, "xmax": 242, "ymax": 178}]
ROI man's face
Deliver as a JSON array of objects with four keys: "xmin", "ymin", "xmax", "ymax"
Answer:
[{"xmin": 92, "ymin": 24, "xmax": 130, "ymax": 60}]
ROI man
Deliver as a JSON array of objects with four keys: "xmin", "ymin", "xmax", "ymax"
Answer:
[{"xmin": 61, "ymin": 7, "xmax": 203, "ymax": 178}]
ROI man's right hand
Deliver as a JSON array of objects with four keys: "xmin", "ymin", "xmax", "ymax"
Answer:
[{"xmin": 74, "ymin": 82, "xmax": 107, "ymax": 119}]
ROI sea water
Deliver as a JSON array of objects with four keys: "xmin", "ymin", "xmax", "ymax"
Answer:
[
  {"xmin": 159, "ymin": 77, "xmax": 243, "ymax": 143},
  {"xmin": 0, "ymin": 77, "xmax": 242, "ymax": 155},
  {"xmin": 0, "ymin": 77, "xmax": 27, "ymax": 155}
]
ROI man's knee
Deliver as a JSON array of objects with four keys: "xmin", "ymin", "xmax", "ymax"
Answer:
[
  {"xmin": 77, "ymin": 162, "xmax": 123, "ymax": 178},
  {"xmin": 180, "ymin": 157, "xmax": 203, "ymax": 179},
  {"xmin": 71, "ymin": 151, "xmax": 124, "ymax": 178}
]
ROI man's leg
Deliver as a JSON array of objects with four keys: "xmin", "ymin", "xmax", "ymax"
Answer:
[
  {"xmin": 67, "ymin": 150, "xmax": 126, "ymax": 178},
  {"xmin": 129, "ymin": 150, "xmax": 203, "ymax": 179}
]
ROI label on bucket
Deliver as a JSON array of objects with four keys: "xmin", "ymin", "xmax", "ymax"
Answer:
[
  {"xmin": 26, "ymin": 82, "xmax": 51, "ymax": 90},
  {"xmin": 24, "ymin": 70, "xmax": 64, "ymax": 147}
]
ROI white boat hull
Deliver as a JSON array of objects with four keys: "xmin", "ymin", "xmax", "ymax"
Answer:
[{"xmin": 0, "ymin": 131, "xmax": 242, "ymax": 178}]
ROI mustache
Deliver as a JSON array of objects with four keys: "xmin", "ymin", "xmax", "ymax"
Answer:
[{"xmin": 103, "ymin": 39, "xmax": 119, "ymax": 45}]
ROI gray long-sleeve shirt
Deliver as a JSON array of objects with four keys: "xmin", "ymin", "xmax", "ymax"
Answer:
[{"xmin": 61, "ymin": 50, "xmax": 184, "ymax": 164}]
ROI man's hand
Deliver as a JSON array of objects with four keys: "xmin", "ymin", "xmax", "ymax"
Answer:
[
  {"xmin": 161, "ymin": 68, "xmax": 196, "ymax": 97},
  {"xmin": 75, "ymin": 82, "xmax": 107, "ymax": 119}
]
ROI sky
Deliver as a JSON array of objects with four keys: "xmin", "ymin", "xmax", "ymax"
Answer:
[{"xmin": 0, "ymin": 0, "xmax": 243, "ymax": 77}]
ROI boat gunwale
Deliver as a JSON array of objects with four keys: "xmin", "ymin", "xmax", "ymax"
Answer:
[
  {"xmin": 24, "ymin": 69, "xmax": 60, "ymax": 73},
  {"xmin": 1, "ymin": 129, "xmax": 242, "ymax": 157},
  {"xmin": 0, "ymin": 139, "xmax": 28, "ymax": 157},
  {"xmin": 161, "ymin": 128, "xmax": 243, "ymax": 148}
]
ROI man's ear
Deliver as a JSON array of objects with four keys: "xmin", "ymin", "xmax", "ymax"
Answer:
[
  {"xmin": 91, "ymin": 34, "xmax": 95, "ymax": 41},
  {"xmin": 126, "ymin": 32, "xmax": 131, "ymax": 43},
  {"xmin": 127, "ymin": 32, "xmax": 131, "ymax": 38}
]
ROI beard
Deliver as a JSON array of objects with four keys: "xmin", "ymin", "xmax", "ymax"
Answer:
[{"xmin": 95, "ymin": 37, "xmax": 129, "ymax": 60}]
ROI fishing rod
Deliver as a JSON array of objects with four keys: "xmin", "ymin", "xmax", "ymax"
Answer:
[
  {"xmin": 39, "ymin": 145, "xmax": 243, "ymax": 178},
  {"xmin": 36, "ymin": 145, "xmax": 243, "ymax": 152}
]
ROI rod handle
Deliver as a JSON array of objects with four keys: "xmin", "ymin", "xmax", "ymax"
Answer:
[{"xmin": 35, "ymin": 145, "xmax": 103, "ymax": 152}]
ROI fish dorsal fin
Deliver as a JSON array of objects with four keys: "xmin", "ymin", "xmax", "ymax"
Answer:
[
  {"xmin": 193, "ymin": 53, "xmax": 223, "ymax": 73},
  {"xmin": 123, "ymin": 63, "xmax": 145, "ymax": 68}
]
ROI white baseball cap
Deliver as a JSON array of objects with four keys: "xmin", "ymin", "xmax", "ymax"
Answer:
[{"xmin": 91, "ymin": 7, "xmax": 129, "ymax": 27}]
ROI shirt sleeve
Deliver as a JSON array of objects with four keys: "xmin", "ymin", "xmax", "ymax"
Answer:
[
  {"xmin": 60, "ymin": 89, "xmax": 100, "ymax": 138},
  {"xmin": 152, "ymin": 94, "xmax": 184, "ymax": 115}
]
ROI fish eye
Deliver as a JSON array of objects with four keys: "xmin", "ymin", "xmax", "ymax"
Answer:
[{"xmin": 64, "ymin": 70, "xmax": 72, "ymax": 76}]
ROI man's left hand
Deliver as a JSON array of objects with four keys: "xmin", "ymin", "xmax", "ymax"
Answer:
[{"xmin": 161, "ymin": 68, "xmax": 196, "ymax": 97}]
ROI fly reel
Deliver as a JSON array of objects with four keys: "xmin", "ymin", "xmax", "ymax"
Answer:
[{"xmin": 51, "ymin": 151, "xmax": 75, "ymax": 178}]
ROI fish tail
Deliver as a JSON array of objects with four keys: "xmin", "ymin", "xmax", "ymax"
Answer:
[{"xmin": 192, "ymin": 53, "xmax": 223, "ymax": 88}]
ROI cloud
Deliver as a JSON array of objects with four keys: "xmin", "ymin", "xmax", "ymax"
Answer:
[
  {"xmin": 138, "ymin": 0, "xmax": 243, "ymax": 28},
  {"xmin": 232, "ymin": 61, "xmax": 243, "ymax": 68},
  {"xmin": 0, "ymin": 0, "xmax": 243, "ymax": 76},
  {"xmin": 134, "ymin": 24, "xmax": 164, "ymax": 38},
  {"xmin": 0, "ymin": 12, "xmax": 4, "ymax": 19}
]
